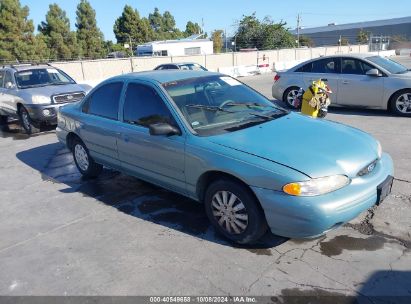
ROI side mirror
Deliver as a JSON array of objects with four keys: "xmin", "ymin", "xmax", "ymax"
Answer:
[
  {"xmin": 366, "ymin": 69, "xmax": 381, "ymax": 77},
  {"xmin": 5, "ymin": 82, "xmax": 15, "ymax": 89},
  {"xmin": 149, "ymin": 122, "xmax": 181, "ymax": 136}
]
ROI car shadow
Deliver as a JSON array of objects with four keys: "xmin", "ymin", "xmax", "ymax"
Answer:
[
  {"xmin": 269, "ymin": 99, "xmax": 404, "ymax": 118},
  {"xmin": 16, "ymin": 142, "xmax": 288, "ymax": 250},
  {"xmin": 0, "ymin": 120, "xmax": 56, "ymax": 140},
  {"xmin": 328, "ymin": 107, "xmax": 399, "ymax": 117},
  {"xmin": 278, "ymin": 271, "xmax": 411, "ymax": 302}
]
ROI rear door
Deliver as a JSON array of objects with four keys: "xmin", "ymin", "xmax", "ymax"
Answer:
[
  {"xmin": 117, "ymin": 81, "xmax": 186, "ymax": 194},
  {"xmin": 300, "ymin": 57, "xmax": 340, "ymax": 104},
  {"xmin": 337, "ymin": 57, "xmax": 384, "ymax": 107},
  {"xmin": 79, "ymin": 81, "xmax": 124, "ymax": 169}
]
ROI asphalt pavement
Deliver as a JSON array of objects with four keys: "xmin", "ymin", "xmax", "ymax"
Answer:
[{"xmin": 0, "ymin": 56, "xmax": 410, "ymax": 298}]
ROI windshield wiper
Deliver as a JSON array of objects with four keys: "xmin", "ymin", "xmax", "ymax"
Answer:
[
  {"xmin": 185, "ymin": 104, "xmax": 233, "ymax": 113},
  {"xmin": 185, "ymin": 104, "xmax": 274, "ymax": 120},
  {"xmin": 223, "ymin": 101, "xmax": 275, "ymax": 109}
]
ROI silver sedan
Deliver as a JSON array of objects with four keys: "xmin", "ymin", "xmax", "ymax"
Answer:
[{"xmin": 272, "ymin": 54, "xmax": 411, "ymax": 116}]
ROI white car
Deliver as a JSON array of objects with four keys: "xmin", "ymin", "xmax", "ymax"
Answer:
[{"xmin": 272, "ymin": 54, "xmax": 411, "ymax": 116}]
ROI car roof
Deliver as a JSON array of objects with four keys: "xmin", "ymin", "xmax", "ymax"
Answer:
[
  {"xmin": 110, "ymin": 70, "xmax": 222, "ymax": 84},
  {"xmin": 321, "ymin": 53, "xmax": 375, "ymax": 60},
  {"xmin": 157, "ymin": 62, "xmax": 203, "ymax": 67},
  {"xmin": 1, "ymin": 64, "xmax": 56, "ymax": 72}
]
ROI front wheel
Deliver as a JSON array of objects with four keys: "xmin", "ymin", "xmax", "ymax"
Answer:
[
  {"xmin": 390, "ymin": 90, "xmax": 411, "ymax": 117},
  {"xmin": 72, "ymin": 138, "xmax": 102, "ymax": 178},
  {"xmin": 19, "ymin": 106, "xmax": 40, "ymax": 135},
  {"xmin": 204, "ymin": 179, "xmax": 268, "ymax": 244}
]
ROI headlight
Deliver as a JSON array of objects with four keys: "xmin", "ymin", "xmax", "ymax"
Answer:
[
  {"xmin": 376, "ymin": 140, "xmax": 382, "ymax": 159},
  {"xmin": 32, "ymin": 95, "xmax": 50, "ymax": 103},
  {"xmin": 283, "ymin": 175, "xmax": 350, "ymax": 196}
]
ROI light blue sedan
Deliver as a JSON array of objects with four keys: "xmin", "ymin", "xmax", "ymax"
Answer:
[{"xmin": 56, "ymin": 70, "xmax": 394, "ymax": 244}]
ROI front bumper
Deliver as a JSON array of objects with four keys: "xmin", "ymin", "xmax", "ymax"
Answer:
[
  {"xmin": 24, "ymin": 104, "xmax": 66, "ymax": 125},
  {"xmin": 252, "ymin": 152, "xmax": 394, "ymax": 239}
]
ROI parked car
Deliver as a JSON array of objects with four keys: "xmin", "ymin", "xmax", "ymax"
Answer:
[
  {"xmin": 56, "ymin": 70, "xmax": 394, "ymax": 244},
  {"xmin": 0, "ymin": 63, "xmax": 91, "ymax": 134},
  {"xmin": 154, "ymin": 62, "xmax": 208, "ymax": 71},
  {"xmin": 272, "ymin": 54, "xmax": 411, "ymax": 116}
]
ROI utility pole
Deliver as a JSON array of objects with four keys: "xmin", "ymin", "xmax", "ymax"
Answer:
[
  {"xmin": 225, "ymin": 29, "xmax": 228, "ymax": 53},
  {"xmin": 296, "ymin": 13, "xmax": 301, "ymax": 48},
  {"xmin": 129, "ymin": 35, "xmax": 133, "ymax": 57}
]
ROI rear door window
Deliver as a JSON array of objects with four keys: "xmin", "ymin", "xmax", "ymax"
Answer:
[
  {"xmin": 311, "ymin": 58, "xmax": 340, "ymax": 74},
  {"xmin": 82, "ymin": 82, "xmax": 123, "ymax": 120},
  {"xmin": 123, "ymin": 83, "xmax": 174, "ymax": 127},
  {"xmin": 3, "ymin": 71, "xmax": 14, "ymax": 87},
  {"xmin": 0, "ymin": 71, "xmax": 5, "ymax": 87}
]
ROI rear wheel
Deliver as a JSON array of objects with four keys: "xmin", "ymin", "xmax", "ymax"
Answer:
[
  {"xmin": 19, "ymin": 106, "xmax": 40, "ymax": 134},
  {"xmin": 283, "ymin": 87, "xmax": 301, "ymax": 109},
  {"xmin": 390, "ymin": 90, "xmax": 411, "ymax": 117},
  {"xmin": 204, "ymin": 179, "xmax": 267, "ymax": 244},
  {"xmin": 72, "ymin": 138, "xmax": 102, "ymax": 178}
]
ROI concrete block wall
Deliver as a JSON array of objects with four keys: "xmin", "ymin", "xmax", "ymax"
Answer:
[{"xmin": 52, "ymin": 45, "xmax": 370, "ymax": 83}]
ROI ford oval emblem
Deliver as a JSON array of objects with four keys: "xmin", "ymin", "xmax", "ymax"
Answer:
[{"xmin": 367, "ymin": 163, "xmax": 376, "ymax": 173}]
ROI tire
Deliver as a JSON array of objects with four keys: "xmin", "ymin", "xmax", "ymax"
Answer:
[
  {"xmin": 204, "ymin": 179, "xmax": 268, "ymax": 244},
  {"xmin": 0, "ymin": 115, "xmax": 9, "ymax": 132},
  {"xmin": 389, "ymin": 90, "xmax": 411, "ymax": 117},
  {"xmin": 19, "ymin": 106, "xmax": 40, "ymax": 135},
  {"xmin": 283, "ymin": 87, "xmax": 301, "ymax": 109},
  {"xmin": 72, "ymin": 138, "xmax": 103, "ymax": 178}
]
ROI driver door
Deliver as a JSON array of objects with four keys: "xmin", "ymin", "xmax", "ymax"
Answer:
[
  {"xmin": 337, "ymin": 58, "xmax": 384, "ymax": 107},
  {"xmin": 117, "ymin": 81, "xmax": 186, "ymax": 194}
]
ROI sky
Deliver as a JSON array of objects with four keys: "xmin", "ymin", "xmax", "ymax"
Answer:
[{"xmin": 21, "ymin": 0, "xmax": 411, "ymax": 42}]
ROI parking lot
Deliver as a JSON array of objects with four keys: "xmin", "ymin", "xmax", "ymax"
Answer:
[{"xmin": 0, "ymin": 57, "xmax": 410, "ymax": 299}]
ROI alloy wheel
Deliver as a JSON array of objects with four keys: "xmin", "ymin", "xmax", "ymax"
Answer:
[
  {"xmin": 396, "ymin": 93, "xmax": 411, "ymax": 114},
  {"xmin": 286, "ymin": 89, "xmax": 299, "ymax": 107}
]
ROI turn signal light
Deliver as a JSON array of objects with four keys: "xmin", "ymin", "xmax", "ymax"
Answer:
[{"xmin": 283, "ymin": 183, "xmax": 301, "ymax": 196}]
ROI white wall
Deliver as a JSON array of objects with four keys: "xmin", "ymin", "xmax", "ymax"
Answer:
[{"xmin": 52, "ymin": 45, "xmax": 371, "ymax": 84}]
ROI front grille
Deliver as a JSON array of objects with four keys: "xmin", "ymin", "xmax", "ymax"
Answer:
[
  {"xmin": 53, "ymin": 92, "xmax": 85, "ymax": 104},
  {"xmin": 357, "ymin": 159, "xmax": 378, "ymax": 177}
]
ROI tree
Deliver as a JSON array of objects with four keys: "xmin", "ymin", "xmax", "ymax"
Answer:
[
  {"xmin": 211, "ymin": 30, "xmax": 223, "ymax": 53},
  {"xmin": 185, "ymin": 21, "xmax": 201, "ymax": 36},
  {"xmin": 234, "ymin": 14, "xmax": 295, "ymax": 50},
  {"xmin": 75, "ymin": 0, "xmax": 105, "ymax": 59},
  {"xmin": 299, "ymin": 35, "xmax": 315, "ymax": 47},
  {"xmin": 148, "ymin": 7, "xmax": 163, "ymax": 32},
  {"xmin": 340, "ymin": 37, "xmax": 349, "ymax": 46},
  {"xmin": 356, "ymin": 29, "xmax": 369, "ymax": 44},
  {"xmin": 38, "ymin": 4, "xmax": 80, "ymax": 60},
  {"xmin": 0, "ymin": 0, "xmax": 43, "ymax": 62},
  {"xmin": 113, "ymin": 5, "xmax": 153, "ymax": 54}
]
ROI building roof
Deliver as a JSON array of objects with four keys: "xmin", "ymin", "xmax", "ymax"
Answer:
[
  {"xmin": 109, "ymin": 70, "xmax": 222, "ymax": 84},
  {"xmin": 293, "ymin": 16, "xmax": 411, "ymax": 35},
  {"xmin": 138, "ymin": 38, "xmax": 211, "ymax": 47}
]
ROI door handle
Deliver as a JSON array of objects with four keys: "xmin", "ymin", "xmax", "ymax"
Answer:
[{"xmin": 342, "ymin": 80, "xmax": 350, "ymax": 84}]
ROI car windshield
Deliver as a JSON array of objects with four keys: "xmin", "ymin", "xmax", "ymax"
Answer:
[
  {"xmin": 366, "ymin": 56, "xmax": 408, "ymax": 74},
  {"xmin": 15, "ymin": 68, "xmax": 75, "ymax": 88},
  {"xmin": 163, "ymin": 75, "xmax": 287, "ymax": 136},
  {"xmin": 179, "ymin": 64, "xmax": 207, "ymax": 71}
]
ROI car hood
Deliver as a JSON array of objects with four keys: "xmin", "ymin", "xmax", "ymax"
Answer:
[
  {"xmin": 208, "ymin": 113, "xmax": 379, "ymax": 178},
  {"xmin": 18, "ymin": 84, "xmax": 88, "ymax": 96},
  {"xmin": 390, "ymin": 71, "xmax": 411, "ymax": 79}
]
